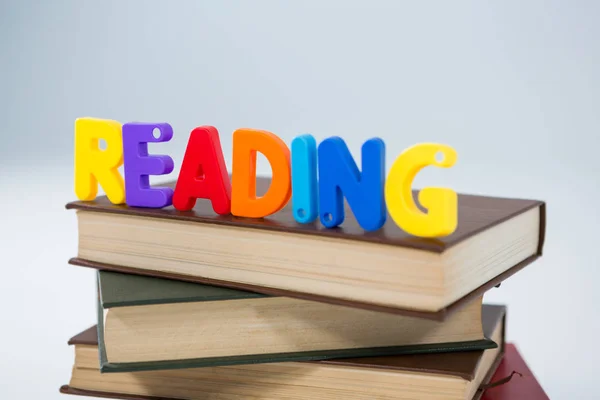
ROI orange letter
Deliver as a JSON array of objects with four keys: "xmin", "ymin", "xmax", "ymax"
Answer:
[{"xmin": 231, "ymin": 128, "xmax": 291, "ymax": 218}]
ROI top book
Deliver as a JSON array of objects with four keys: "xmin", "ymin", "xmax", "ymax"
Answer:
[{"xmin": 67, "ymin": 177, "xmax": 545, "ymax": 320}]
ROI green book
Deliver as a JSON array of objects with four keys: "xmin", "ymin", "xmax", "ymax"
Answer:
[{"xmin": 96, "ymin": 271, "xmax": 496, "ymax": 373}]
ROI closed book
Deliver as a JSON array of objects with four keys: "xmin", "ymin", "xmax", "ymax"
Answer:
[
  {"xmin": 61, "ymin": 304, "xmax": 506, "ymax": 400},
  {"xmin": 96, "ymin": 270, "xmax": 494, "ymax": 372},
  {"xmin": 481, "ymin": 344, "xmax": 549, "ymax": 400},
  {"xmin": 66, "ymin": 177, "xmax": 546, "ymax": 320}
]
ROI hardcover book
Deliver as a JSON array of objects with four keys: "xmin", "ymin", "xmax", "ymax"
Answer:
[
  {"xmin": 481, "ymin": 344, "xmax": 549, "ymax": 400},
  {"xmin": 66, "ymin": 177, "xmax": 546, "ymax": 320},
  {"xmin": 96, "ymin": 270, "xmax": 494, "ymax": 372},
  {"xmin": 62, "ymin": 304, "xmax": 506, "ymax": 400}
]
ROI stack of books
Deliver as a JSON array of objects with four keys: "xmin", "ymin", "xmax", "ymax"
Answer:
[{"xmin": 60, "ymin": 177, "xmax": 549, "ymax": 400}]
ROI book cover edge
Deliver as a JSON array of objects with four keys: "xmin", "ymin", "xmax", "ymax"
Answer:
[{"xmin": 72, "ymin": 254, "xmax": 537, "ymax": 321}]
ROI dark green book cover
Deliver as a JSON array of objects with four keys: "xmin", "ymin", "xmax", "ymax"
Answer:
[
  {"xmin": 98, "ymin": 269, "xmax": 267, "ymax": 307},
  {"xmin": 96, "ymin": 271, "xmax": 497, "ymax": 373}
]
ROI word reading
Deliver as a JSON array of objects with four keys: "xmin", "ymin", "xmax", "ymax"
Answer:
[{"xmin": 74, "ymin": 118, "xmax": 458, "ymax": 237}]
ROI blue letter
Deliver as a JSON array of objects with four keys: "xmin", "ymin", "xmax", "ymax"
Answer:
[
  {"xmin": 317, "ymin": 137, "xmax": 386, "ymax": 231},
  {"xmin": 291, "ymin": 134, "xmax": 319, "ymax": 223}
]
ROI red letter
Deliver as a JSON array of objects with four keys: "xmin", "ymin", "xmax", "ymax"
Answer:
[{"xmin": 173, "ymin": 126, "xmax": 231, "ymax": 214}]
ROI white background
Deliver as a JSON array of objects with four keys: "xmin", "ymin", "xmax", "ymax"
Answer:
[{"xmin": 1, "ymin": 1, "xmax": 599, "ymax": 399}]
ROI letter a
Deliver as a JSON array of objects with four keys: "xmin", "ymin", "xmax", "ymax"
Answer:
[{"xmin": 173, "ymin": 126, "xmax": 232, "ymax": 214}]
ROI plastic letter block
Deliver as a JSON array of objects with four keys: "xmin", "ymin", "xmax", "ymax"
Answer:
[
  {"xmin": 317, "ymin": 137, "xmax": 386, "ymax": 231},
  {"xmin": 291, "ymin": 134, "xmax": 318, "ymax": 224},
  {"xmin": 172, "ymin": 126, "xmax": 232, "ymax": 214},
  {"xmin": 122, "ymin": 122, "xmax": 174, "ymax": 208},
  {"xmin": 385, "ymin": 143, "xmax": 458, "ymax": 237},
  {"xmin": 231, "ymin": 128, "xmax": 291, "ymax": 218},
  {"xmin": 74, "ymin": 117, "xmax": 125, "ymax": 204}
]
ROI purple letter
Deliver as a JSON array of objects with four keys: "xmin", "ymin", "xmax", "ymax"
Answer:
[{"xmin": 123, "ymin": 122, "xmax": 174, "ymax": 208}]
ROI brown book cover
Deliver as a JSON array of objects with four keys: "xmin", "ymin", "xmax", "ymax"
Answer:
[
  {"xmin": 66, "ymin": 178, "xmax": 545, "ymax": 320},
  {"xmin": 60, "ymin": 304, "xmax": 506, "ymax": 400}
]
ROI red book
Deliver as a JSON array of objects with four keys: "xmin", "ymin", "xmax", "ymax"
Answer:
[{"xmin": 482, "ymin": 344, "xmax": 549, "ymax": 400}]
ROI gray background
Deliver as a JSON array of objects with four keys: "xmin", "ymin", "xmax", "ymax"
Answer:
[{"xmin": 1, "ymin": 1, "xmax": 598, "ymax": 398}]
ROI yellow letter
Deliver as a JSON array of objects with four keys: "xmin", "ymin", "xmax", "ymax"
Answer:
[
  {"xmin": 385, "ymin": 143, "xmax": 457, "ymax": 237},
  {"xmin": 74, "ymin": 117, "xmax": 125, "ymax": 204}
]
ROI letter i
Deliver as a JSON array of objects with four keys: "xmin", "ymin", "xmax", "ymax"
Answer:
[{"xmin": 291, "ymin": 134, "xmax": 318, "ymax": 223}]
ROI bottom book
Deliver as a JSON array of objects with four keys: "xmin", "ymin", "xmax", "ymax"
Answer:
[
  {"xmin": 481, "ymin": 343, "xmax": 549, "ymax": 400},
  {"xmin": 61, "ymin": 305, "xmax": 506, "ymax": 400}
]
